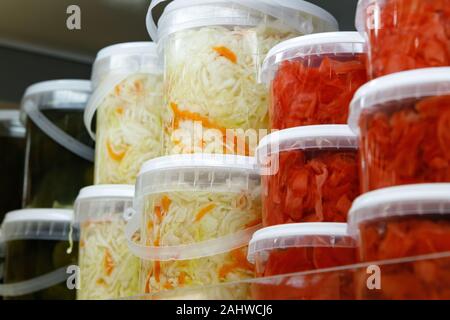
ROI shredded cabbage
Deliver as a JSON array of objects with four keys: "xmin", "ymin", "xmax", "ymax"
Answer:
[
  {"xmin": 140, "ymin": 187, "xmax": 261, "ymax": 297},
  {"xmin": 95, "ymin": 73, "xmax": 164, "ymax": 184},
  {"xmin": 163, "ymin": 23, "xmax": 298, "ymax": 156},
  {"xmin": 77, "ymin": 219, "xmax": 140, "ymax": 300}
]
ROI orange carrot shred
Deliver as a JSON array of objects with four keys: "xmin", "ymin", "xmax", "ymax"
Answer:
[
  {"xmin": 103, "ymin": 249, "xmax": 115, "ymax": 276},
  {"xmin": 154, "ymin": 261, "xmax": 161, "ymax": 283},
  {"xmin": 161, "ymin": 196, "xmax": 171, "ymax": 213},
  {"xmin": 213, "ymin": 46, "xmax": 237, "ymax": 64},
  {"xmin": 106, "ymin": 140, "xmax": 126, "ymax": 162},
  {"xmin": 195, "ymin": 204, "xmax": 216, "ymax": 222}
]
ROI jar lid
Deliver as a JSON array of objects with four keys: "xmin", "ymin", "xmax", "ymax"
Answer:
[
  {"xmin": 139, "ymin": 154, "xmax": 258, "ymax": 175},
  {"xmin": 76, "ymin": 185, "xmax": 135, "ymax": 201},
  {"xmin": 348, "ymin": 184, "xmax": 450, "ymax": 235},
  {"xmin": 261, "ymin": 32, "xmax": 366, "ymax": 84},
  {"xmin": 247, "ymin": 223, "xmax": 353, "ymax": 263},
  {"xmin": 257, "ymin": 125, "xmax": 358, "ymax": 161},
  {"xmin": 1, "ymin": 209, "xmax": 74, "ymax": 242},
  {"xmin": 0, "ymin": 110, "xmax": 25, "ymax": 138},
  {"xmin": 349, "ymin": 67, "xmax": 450, "ymax": 135},
  {"xmin": 23, "ymin": 80, "xmax": 91, "ymax": 98},
  {"xmin": 147, "ymin": 0, "xmax": 338, "ymax": 42},
  {"xmin": 96, "ymin": 42, "xmax": 158, "ymax": 61}
]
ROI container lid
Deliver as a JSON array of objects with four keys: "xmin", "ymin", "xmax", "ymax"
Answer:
[
  {"xmin": 23, "ymin": 80, "xmax": 91, "ymax": 98},
  {"xmin": 348, "ymin": 184, "xmax": 450, "ymax": 235},
  {"xmin": 147, "ymin": 0, "xmax": 338, "ymax": 42},
  {"xmin": 261, "ymin": 32, "xmax": 366, "ymax": 84},
  {"xmin": 76, "ymin": 184, "xmax": 135, "ymax": 201},
  {"xmin": 257, "ymin": 125, "xmax": 358, "ymax": 160},
  {"xmin": 349, "ymin": 67, "xmax": 450, "ymax": 134},
  {"xmin": 0, "ymin": 110, "xmax": 25, "ymax": 138},
  {"xmin": 1, "ymin": 209, "xmax": 74, "ymax": 242},
  {"xmin": 91, "ymin": 42, "xmax": 161, "ymax": 89},
  {"xmin": 247, "ymin": 223, "xmax": 354, "ymax": 263},
  {"xmin": 140, "ymin": 154, "xmax": 258, "ymax": 175}
]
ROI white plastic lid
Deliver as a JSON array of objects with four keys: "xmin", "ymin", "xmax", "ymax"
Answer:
[
  {"xmin": 76, "ymin": 185, "xmax": 134, "ymax": 201},
  {"xmin": 139, "ymin": 154, "xmax": 258, "ymax": 176},
  {"xmin": 147, "ymin": 0, "xmax": 338, "ymax": 42},
  {"xmin": 247, "ymin": 223, "xmax": 354, "ymax": 263},
  {"xmin": 257, "ymin": 125, "xmax": 358, "ymax": 161},
  {"xmin": 349, "ymin": 67, "xmax": 450, "ymax": 134},
  {"xmin": 23, "ymin": 80, "xmax": 91, "ymax": 98},
  {"xmin": 0, "ymin": 110, "xmax": 25, "ymax": 138},
  {"xmin": 96, "ymin": 42, "xmax": 158, "ymax": 61},
  {"xmin": 0, "ymin": 110, "xmax": 20, "ymax": 122},
  {"xmin": 348, "ymin": 184, "xmax": 450, "ymax": 235},
  {"xmin": 3, "ymin": 209, "xmax": 73, "ymax": 225},
  {"xmin": 261, "ymin": 32, "xmax": 366, "ymax": 84},
  {"xmin": 1, "ymin": 209, "xmax": 74, "ymax": 242}
]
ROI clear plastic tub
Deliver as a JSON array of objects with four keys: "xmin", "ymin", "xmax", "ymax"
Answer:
[
  {"xmin": 261, "ymin": 32, "xmax": 367, "ymax": 129},
  {"xmin": 256, "ymin": 125, "xmax": 359, "ymax": 226},
  {"xmin": 349, "ymin": 68, "xmax": 450, "ymax": 193},
  {"xmin": 356, "ymin": 0, "xmax": 450, "ymax": 79},
  {"xmin": 21, "ymin": 80, "xmax": 94, "ymax": 208},
  {"xmin": 0, "ymin": 209, "xmax": 78, "ymax": 300},
  {"xmin": 348, "ymin": 184, "xmax": 450, "ymax": 300},
  {"xmin": 147, "ymin": 0, "xmax": 338, "ymax": 155},
  {"xmin": 248, "ymin": 223, "xmax": 356, "ymax": 300},
  {"xmin": 74, "ymin": 184, "xmax": 140, "ymax": 300},
  {"xmin": 84, "ymin": 43, "xmax": 164, "ymax": 184},
  {"xmin": 126, "ymin": 154, "xmax": 261, "ymax": 297},
  {"xmin": 0, "ymin": 110, "xmax": 25, "ymax": 224}
]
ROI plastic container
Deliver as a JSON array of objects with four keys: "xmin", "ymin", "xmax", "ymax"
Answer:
[
  {"xmin": 21, "ymin": 80, "xmax": 94, "ymax": 208},
  {"xmin": 74, "ymin": 185, "xmax": 140, "ymax": 300},
  {"xmin": 0, "ymin": 110, "xmax": 25, "ymax": 224},
  {"xmin": 126, "ymin": 154, "xmax": 261, "ymax": 297},
  {"xmin": 261, "ymin": 32, "xmax": 367, "ymax": 129},
  {"xmin": 356, "ymin": 0, "xmax": 450, "ymax": 79},
  {"xmin": 248, "ymin": 223, "xmax": 356, "ymax": 300},
  {"xmin": 348, "ymin": 184, "xmax": 450, "ymax": 300},
  {"xmin": 257, "ymin": 125, "xmax": 359, "ymax": 226},
  {"xmin": 147, "ymin": 0, "xmax": 338, "ymax": 155},
  {"xmin": 0, "ymin": 209, "xmax": 78, "ymax": 300},
  {"xmin": 84, "ymin": 42, "xmax": 164, "ymax": 184},
  {"xmin": 349, "ymin": 68, "xmax": 450, "ymax": 193}
]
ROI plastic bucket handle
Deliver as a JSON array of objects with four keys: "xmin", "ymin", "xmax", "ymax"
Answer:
[
  {"xmin": 125, "ymin": 209, "xmax": 261, "ymax": 261},
  {"xmin": 24, "ymin": 98, "xmax": 94, "ymax": 162},
  {"xmin": 0, "ymin": 266, "xmax": 71, "ymax": 297}
]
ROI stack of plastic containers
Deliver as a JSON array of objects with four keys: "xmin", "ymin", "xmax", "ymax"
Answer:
[
  {"xmin": 148, "ymin": 0, "xmax": 338, "ymax": 155},
  {"xmin": 248, "ymin": 29, "xmax": 368, "ymax": 299},
  {"xmin": 20, "ymin": 80, "xmax": 94, "ymax": 208},
  {"xmin": 0, "ymin": 209, "xmax": 78, "ymax": 300},
  {"xmin": 74, "ymin": 185, "xmax": 140, "ymax": 300},
  {"xmin": 85, "ymin": 42, "xmax": 164, "ymax": 185},
  {"xmin": 345, "ymin": 0, "xmax": 450, "ymax": 300}
]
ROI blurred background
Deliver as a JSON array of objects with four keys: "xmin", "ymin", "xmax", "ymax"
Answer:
[{"xmin": 0, "ymin": 0, "xmax": 359, "ymax": 109}]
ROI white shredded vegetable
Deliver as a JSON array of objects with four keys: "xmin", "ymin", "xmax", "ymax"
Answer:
[
  {"xmin": 163, "ymin": 23, "xmax": 298, "ymax": 156},
  {"xmin": 140, "ymin": 187, "xmax": 261, "ymax": 296},
  {"xmin": 95, "ymin": 73, "xmax": 164, "ymax": 184},
  {"xmin": 77, "ymin": 219, "xmax": 140, "ymax": 300}
]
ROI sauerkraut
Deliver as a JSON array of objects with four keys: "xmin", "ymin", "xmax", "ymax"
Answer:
[
  {"xmin": 163, "ymin": 24, "xmax": 297, "ymax": 156},
  {"xmin": 77, "ymin": 219, "xmax": 140, "ymax": 300},
  {"xmin": 140, "ymin": 188, "xmax": 261, "ymax": 296},
  {"xmin": 95, "ymin": 73, "xmax": 164, "ymax": 184}
]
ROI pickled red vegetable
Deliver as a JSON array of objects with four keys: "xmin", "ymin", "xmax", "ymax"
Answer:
[
  {"xmin": 365, "ymin": 0, "xmax": 450, "ymax": 78},
  {"xmin": 253, "ymin": 245, "xmax": 356, "ymax": 300},
  {"xmin": 357, "ymin": 216, "xmax": 450, "ymax": 299},
  {"xmin": 360, "ymin": 96, "xmax": 450, "ymax": 192},
  {"xmin": 270, "ymin": 55, "xmax": 367, "ymax": 129},
  {"xmin": 263, "ymin": 150, "xmax": 359, "ymax": 226}
]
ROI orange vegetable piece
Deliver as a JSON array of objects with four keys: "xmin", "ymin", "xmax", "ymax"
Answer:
[
  {"xmin": 213, "ymin": 46, "xmax": 237, "ymax": 64},
  {"xmin": 194, "ymin": 203, "xmax": 216, "ymax": 222},
  {"xmin": 106, "ymin": 140, "xmax": 126, "ymax": 162},
  {"xmin": 103, "ymin": 249, "xmax": 115, "ymax": 276}
]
